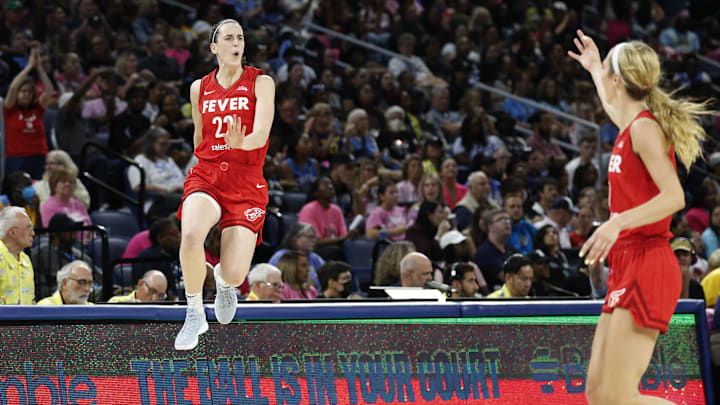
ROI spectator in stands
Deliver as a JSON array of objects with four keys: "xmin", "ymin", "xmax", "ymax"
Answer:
[
  {"xmin": 31, "ymin": 213, "xmax": 90, "ymax": 298},
  {"xmin": 279, "ymin": 133, "xmax": 319, "ymax": 193},
  {"xmin": 365, "ymin": 181, "xmax": 409, "ymax": 241},
  {"xmin": 81, "ymin": 69, "xmax": 127, "ymax": 133},
  {"xmin": 505, "ymin": 194, "xmax": 536, "ymax": 254},
  {"xmin": 387, "ymin": 32, "xmax": 433, "ymax": 86},
  {"xmin": 565, "ymin": 134, "xmax": 599, "ymax": 188},
  {"xmin": 139, "ymin": 33, "xmax": 181, "ymax": 82},
  {"xmin": 473, "ymin": 209, "xmax": 515, "ymax": 290},
  {"xmin": 445, "ymin": 262, "xmax": 480, "ymax": 298},
  {"xmin": 526, "ymin": 111, "xmax": 567, "ymax": 164},
  {"xmin": 399, "ymin": 252, "xmax": 433, "ymax": 288},
  {"xmin": 246, "ymin": 263, "xmax": 283, "ymax": 302},
  {"xmin": 4, "ymin": 47, "xmax": 54, "ymax": 179},
  {"xmin": 1, "ymin": 171, "xmax": 41, "ymax": 226},
  {"xmin": 570, "ymin": 162, "xmax": 599, "ymax": 202},
  {"xmin": 373, "ymin": 240, "xmax": 415, "ymax": 288},
  {"xmin": 407, "ymin": 174, "xmax": 444, "ymax": 223},
  {"xmin": 533, "ymin": 224, "xmax": 570, "ymax": 285},
  {"xmin": 659, "ymin": 10, "xmax": 700, "ymax": 55},
  {"xmin": 0, "ymin": 206, "xmax": 35, "ymax": 304},
  {"xmin": 37, "ymin": 260, "xmax": 93, "ymax": 305},
  {"xmin": 108, "ymin": 269, "xmax": 168, "ymax": 303},
  {"xmin": 269, "ymin": 96, "xmax": 302, "ymax": 158},
  {"xmin": 339, "ymin": 108, "xmax": 380, "ymax": 160},
  {"xmin": 154, "ymin": 90, "xmax": 193, "ymax": 142},
  {"xmin": 0, "ymin": 0, "xmax": 28, "ymax": 54},
  {"xmin": 686, "ymin": 178, "xmax": 717, "ymax": 233},
  {"xmin": 54, "ymin": 52, "xmax": 91, "ymax": 96},
  {"xmin": 353, "ymin": 159, "xmax": 380, "ymax": 215},
  {"xmin": 1, "ymin": 29, "xmax": 32, "ymax": 80},
  {"xmin": 703, "ymin": 205, "xmax": 720, "ymax": 258},
  {"xmin": 701, "ymin": 250, "xmax": 720, "ymax": 308},
  {"xmin": 298, "ymin": 177, "xmax": 353, "ymax": 259},
  {"xmin": 396, "ymin": 154, "xmax": 423, "ymax": 205},
  {"xmin": 455, "ymin": 171, "xmax": 499, "ymax": 231},
  {"xmin": 419, "ymin": 135, "xmax": 445, "ymax": 177},
  {"xmin": 40, "ymin": 167, "xmax": 92, "ymax": 229},
  {"xmin": 452, "ymin": 108, "xmax": 505, "ymax": 167},
  {"xmin": 672, "ymin": 237, "xmax": 705, "ymax": 300},
  {"xmin": 530, "ymin": 177, "xmax": 560, "ymax": 222},
  {"xmin": 316, "ymin": 261, "xmax": 354, "ymax": 299},
  {"xmin": 689, "ymin": 229, "xmax": 708, "ymax": 279},
  {"xmin": 33, "ymin": 150, "xmax": 90, "ymax": 209},
  {"xmin": 534, "ymin": 196, "xmax": 573, "ymax": 249},
  {"xmin": 503, "ymin": 71, "xmax": 536, "ymax": 124},
  {"xmin": 269, "ymin": 222, "xmax": 323, "ymax": 288},
  {"xmin": 440, "ymin": 157, "xmax": 466, "ymax": 211},
  {"xmin": 487, "ymin": 254, "xmax": 533, "ymax": 298},
  {"xmin": 109, "ymin": 85, "xmax": 151, "ymax": 156},
  {"xmin": 84, "ymin": 34, "xmax": 115, "ymax": 71},
  {"xmin": 570, "ymin": 207, "xmax": 595, "ymax": 248},
  {"xmin": 329, "ymin": 153, "xmax": 359, "ymax": 217},
  {"xmin": 132, "ymin": 217, "xmax": 180, "ymax": 294},
  {"xmin": 277, "ymin": 250, "xmax": 317, "ymax": 299},
  {"xmin": 127, "ymin": 127, "xmax": 185, "ymax": 220},
  {"xmin": 405, "ymin": 199, "xmax": 451, "ymax": 263},
  {"xmin": 305, "ymin": 102, "xmax": 337, "ymax": 161},
  {"xmin": 115, "ymin": 52, "xmax": 156, "ymax": 99},
  {"xmin": 427, "ymin": 85, "xmax": 463, "ymax": 141}
]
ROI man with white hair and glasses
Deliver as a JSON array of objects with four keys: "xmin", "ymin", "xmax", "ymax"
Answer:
[
  {"xmin": 37, "ymin": 260, "xmax": 94, "ymax": 305},
  {"xmin": 0, "ymin": 206, "xmax": 35, "ymax": 304},
  {"xmin": 246, "ymin": 263, "xmax": 282, "ymax": 303}
]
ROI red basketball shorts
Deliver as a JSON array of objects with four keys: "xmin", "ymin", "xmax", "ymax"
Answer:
[
  {"xmin": 178, "ymin": 160, "xmax": 268, "ymax": 244},
  {"xmin": 601, "ymin": 235, "xmax": 681, "ymax": 333}
]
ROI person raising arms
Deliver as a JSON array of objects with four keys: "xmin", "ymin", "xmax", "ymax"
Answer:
[
  {"xmin": 174, "ymin": 19, "xmax": 275, "ymax": 350},
  {"xmin": 569, "ymin": 30, "xmax": 713, "ymax": 404}
]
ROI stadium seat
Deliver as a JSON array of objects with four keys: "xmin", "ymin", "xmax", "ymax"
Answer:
[
  {"xmin": 281, "ymin": 191, "xmax": 308, "ymax": 213},
  {"xmin": 91, "ymin": 210, "xmax": 140, "ymax": 240},
  {"xmin": 262, "ymin": 209, "xmax": 282, "ymax": 247},
  {"xmin": 282, "ymin": 212, "xmax": 298, "ymax": 234},
  {"xmin": 344, "ymin": 238, "xmax": 376, "ymax": 291},
  {"xmin": 89, "ymin": 236, "xmax": 130, "ymax": 268}
]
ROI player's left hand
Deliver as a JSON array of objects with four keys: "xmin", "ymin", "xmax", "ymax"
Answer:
[
  {"xmin": 579, "ymin": 216, "xmax": 621, "ymax": 266},
  {"xmin": 225, "ymin": 114, "xmax": 247, "ymax": 149}
]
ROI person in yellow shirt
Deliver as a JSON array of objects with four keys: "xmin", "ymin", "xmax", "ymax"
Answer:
[
  {"xmin": 246, "ymin": 263, "xmax": 283, "ymax": 302},
  {"xmin": 487, "ymin": 254, "xmax": 534, "ymax": 298},
  {"xmin": 109, "ymin": 270, "xmax": 168, "ymax": 303},
  {"xmin": 37, "ymin": 260, "xmax": 94, "ymax": 305},
  {"xmin": 0, "ymin": 206, "xmax": 36, "ymax": 304}
]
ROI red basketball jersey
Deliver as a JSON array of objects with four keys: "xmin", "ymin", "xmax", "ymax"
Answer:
[
  {"xmin": 195, "ymin": 66, "xmax": 267, "ymax": 167},
  {"xmin": 607, "ymin": 110, "xmax": 675, "ymax": 241}
]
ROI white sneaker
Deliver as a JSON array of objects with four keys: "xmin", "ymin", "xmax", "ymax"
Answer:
[
  {"xmin": 214, "ymin": 264, "xmax": 237, "ymax": 324},
  {"xmin": 174, "ymin": 307, "xmax": 209, "ymax": 351}
]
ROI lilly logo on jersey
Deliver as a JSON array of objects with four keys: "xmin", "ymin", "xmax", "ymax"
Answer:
[
  {"xmin": 202, "ymin": 97, "xmax": 250, "ymax": 113},
  {"xmin": 244, "ymin": 207, "xmax": 265, "ymax": 222}
]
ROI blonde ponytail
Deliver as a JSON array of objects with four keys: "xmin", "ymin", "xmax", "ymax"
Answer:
[
  {"xmin": 614, "ymin": 41, "xmax": 714, "ymax": 169},
  {"xmin": 645, "ymin": 87, "xmax": 711, "ymax": 169}
]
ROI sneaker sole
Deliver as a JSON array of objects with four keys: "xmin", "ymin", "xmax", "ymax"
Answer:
[{"xmin": 174, "ymin": 320, "xmax": 209, "ymax": 351}]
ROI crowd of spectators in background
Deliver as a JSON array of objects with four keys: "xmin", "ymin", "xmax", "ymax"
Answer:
[{"xmin": 1, "ymin": 0, "xmax": 720, "ymax": 312}]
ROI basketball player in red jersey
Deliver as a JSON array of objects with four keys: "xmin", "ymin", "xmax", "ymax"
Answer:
[
  {"xmin": 569, "ymin": 30, "xmax": 713, "ymax": 404},
  {"xmin": 174, "ymin": 19, "xmax": 275, "ymax": 350}
]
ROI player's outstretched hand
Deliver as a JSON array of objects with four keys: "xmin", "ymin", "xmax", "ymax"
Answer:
[
  {"xmin": 225, "ymin": 114, "xmax": 246, "ymax": 149},
  {"xmin": 568, "ymin": 29, "xmax": 602, "ymax": 73},
  {"xmin": 579, "ymin": 217, "xmax": 621, "ymax": 267}
]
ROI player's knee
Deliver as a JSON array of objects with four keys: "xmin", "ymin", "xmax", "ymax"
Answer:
[
  {"xmin": 181, "ymin": 228, "xmax": 206, "ymax": 249},
  {"xmin": 220, "ymin": 264, "xmax": 250, "ymax": 287}
]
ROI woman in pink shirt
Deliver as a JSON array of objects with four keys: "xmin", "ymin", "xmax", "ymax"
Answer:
[
  {"xmin": 278, "ymin": 250, "xmax": 317, "ymax": 300},
  {"xmin": 365, "ymin": 181, "xmax": 409, "ymax": 240},
  {"xmin": 440, "ymin": 157, "xmax": 467, "ymax": 210},
  {"xmin": 396, "ymin": 154, "xmax": 424, "ymax": 205},
  {"xmin": 40, "ymin": 167, "xmax": 92, "ymax": 229}
]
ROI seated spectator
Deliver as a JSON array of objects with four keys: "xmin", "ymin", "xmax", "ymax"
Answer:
[
  {"xmin": 2, "ymin": 171, "xmax": 41, "ymax": 226},
  {"xmin": 399, "ymin": 252, "xmax": 433, "ymax": 288},
  {"xmin": 672, "ymin": 237, "xmax": 705, "ymax": 300},
  {"xmin": 473, "ymin": 209, "xmax": 516, "ymax": 290},
  {"xmin": 338, "ymin": 108, "xmax": 380, "ymax": 160},
  {"xmin": 570, "ymin": 207, "xmax": 595, "ymax": 248},
  {"xmin": 123, "ymin": 229, "xmax": 151, "ymax": 259},
  {"xmin": 689, "ymin": 229, "xmax": 708, "ymax": 279},
  {"xmin": 37, "ymin": 260, "xmax": 94, "ymax": 305},
  {"xmin": 246, "ymin": 263, "xmax": 283, "ymax": 302},
  {"xmin": 277, "ymin": 250, "xmax": 317, "ymax": 300},
  {"xmin": 316, "ymin": 261, "xmax": 354, "ymax": 299},
  {"xmin": 420, "ymin": 135, "xmax": 445, "ymax": 177},
  {"xmin": 132, "ymin": 217, "xmax": 180, "ymax": 295},
  {"xmin": 427, "ymin": 85, "xmax": 463, "ymax": 142},
  {"xmin": 452, "ymin": 108, "xmax": 505, "ymax": 167},
  {"xmin": 108, "ymin": 270, "xmax": 168, "ymax": 303},
  {"xmin": 659, "ymin": 11, "xmax": 700, "ymax": 55},
  {"xmin": 407, "ymin": 174, "xmax": 445, "ymax": 224},
  {"xmin": 533, "ymin": 224, "xmax": 571, "ymax": 286},
  {"xmin": 365, "ymin": 181, "xmax": 409, "ymax": 241},
  {"xmin": 703, "ymin": 206, "xmax": 720, "ymax": 258},
  {"xmin": 701, "ymin": 250, "xmax": 720, "ymax": 308},
  {"xmin": 440, "ymin": 157, "xmax": 467, "ymax": 210},
  {"xmin": 565, "ymin": 134, "xmax": 599, "ymax": 188},
  {"xmin": 504, "ymin": 194, "xmax": 536, "ymax": 254},
  {"xmin": 33, "ymin": 150, "xmax": 91, "ymax": 209},
  {"xmin": 570, "ymin": 163, "xmax": 599, "ymax": 202},
  {"xmin": 279, "ymin": 133, "xmax": 319, "ymax": 193},
  {"xmin": 445, "ymin": 262, "xmax": 480, "ymax": 298},
  {"xmin": 0, "ymin": 206, "xmax": 35, "ymax": 305},
  {"xmin": 396, "ymin": 155, "xmax": 424, "ymax": 205},
  {"xmin": 109, "ymin": 85, "xmax": 152, "ymax": 156},
  {"xmin": 405, "ymin": 200, "xmax": 452, "ymax": 263},
  {"xmin": 127, "ymin": 127, "xmax": 185, "ymax": 221},
  {"xmin": 298, "ymin": 177, "xmax": 356, "ymax": 260},
  {"xmin": 387, "ymin": 33, "xmax": 440, "ymax": 87},
  {"xmin": 40, "ymin": 167, "xmax": 92, "ymax": 229},
  {"xmin": 487, "ymin": 254, "xmax": 534, "ymax": 298},
  {"xmin": 526, "ymin": 111, "xmax": 567, "ymax": 164},
  {"xmin": 81, "ymin": 66, "xmax": 127, "ymax": 134},
  {"xmin": 373, "ymin": 240, "xmax": 416, "ymax": 288},
  {"xmin": 305, "ymin": 102, "xmax": 337, "ymax": 161},
  {"xmin": 534, "ymin": 197, "xmax": 574, "ymax": 249},
  {"xmin": 329, "ymin": 153, "xmax": 360, "ymax": 218},
  {"xmin": 455, "ymin": 171, "xmax": 499, "ymax": 231},
  {"xmin": 269, "ymin": 223, "xmax": 323, "ymax": 289},
  {"xmin": 686, "ymin": 178, "xmax": 717, "ymax": 233},
  {"xmin": 139, "ymin": 34, "xmax": 181, "ymax": 81}
]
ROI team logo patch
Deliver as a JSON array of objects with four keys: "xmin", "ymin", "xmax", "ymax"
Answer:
[
  {"xmin": 608, "ymin": 288, "xmax": 626, "ymax": 308},
  {"xmin": 244, "ymin": 207, "xmax": 265, "ymax": 222}
]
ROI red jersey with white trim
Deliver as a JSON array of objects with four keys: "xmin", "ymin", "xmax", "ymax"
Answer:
[
  {"xmin": 607, "ymin": 110, "xmax": 675, "ymax": 242},
  {"xmin": 195, "ymin": 66, "xmax": 266, "ymax": 166},
  {"xmin": 3, "ymin": 103, "xmax": 47, "ymax": 157}
]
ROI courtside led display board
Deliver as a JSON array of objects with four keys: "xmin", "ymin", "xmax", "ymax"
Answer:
[{"xmin": 0, "ymin": 301, "xmax": 712, "ymax": 404}]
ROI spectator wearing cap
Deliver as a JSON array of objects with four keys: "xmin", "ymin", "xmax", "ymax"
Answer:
[
  {"xmin": 672, "ymin": 237, "xmax": 705, "ymax": 300},
  {"xmin": 31, "ymin": 213, "xmax": 92, "ymax": 298},
  {"xmin": 504, "ymin": 194, "xmax": 537, "ymax": 254},
  {"xmin": 528, "ymin": 249, "xmax": 553, "ymax": 296},
  {"xmin": 534, "ymin": 196, "xmax": 573, "ymax": 249},
  {"xmin": 440, "ymin": 230, "xmax": 475, "ymax": 264},
  {"xmin": 40, "ymin": 167, "xmax": 92, "ymax": 229},
  {"xmin": 703, "ymin": 205, "xmax": 720, "ymax": 258},
  {"xmin": 0, "ymin": 0, "xmax": 27, "ymax": 53},
  {"xmin": 445, "ymin": 262, "xmax": 480, "ymax": 298},
  {"xmin": 473, "ymin": 209, "xmax": 517, "ymax": 290},
  {"xmin": 109, "ymin": 269, "xmax": 168, "ymax": 303},
  {"xmin": 37, "ymin": 260, "xmax": 94, "ymax": 305},
  {"xmin": 396, "ymin": 155, "xmax": 424, "ymax": 205},
  {"xmin": 0, "ymin": 206, "xmax": 35, "ymax": 304},
  {"xmin": 316, "ymin": 261, "xmax": 354, "ymax": 299},
  {"xmin": 487, "ymin": 254, "xmax": 533, "ymax": 298},
  {"xmin": 246, "ymin": 263, "xmax": 283, "ymax": 302},
  {"xmin": 455, "ymin": 171, "xmax": 499, "ymax": 231}
]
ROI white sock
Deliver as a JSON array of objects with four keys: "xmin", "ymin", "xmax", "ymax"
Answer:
[
  {"xmin": 214, "ymin": 264, "xmax": 232, "ymax": 288},
  {"xmin": 186, "ymin": 292, "xmax": 203, "ymax": 310}
]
